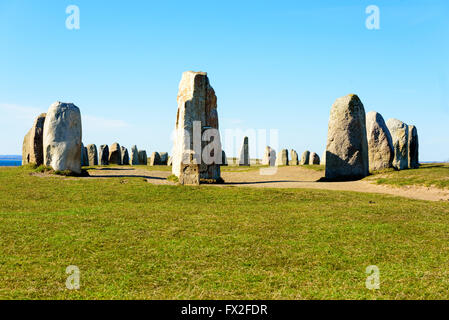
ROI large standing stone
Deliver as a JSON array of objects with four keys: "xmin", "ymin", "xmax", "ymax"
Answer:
[
  {"xmin": 276, "ymin": 149, "xmax": 289, "ymax": 166},
  {"xmin": 238, "ymin": 136, "xmax": 250, "ymax": 166},
  {"xmin": 386, "ymin": 118, "xmax": 409, "ymax": 170},
  {"xmin": 262, "ymin": 146, "xmax": 276, "ymax": 166},
  {"xmin": 99, "ymin": 145, "xmax": 109, "ymax": 165},
  {"xmin": 150, "ymin": 152, "xmax": 161, "ymax": 166},
  {"xmin": 130, "ymin": 145, "xmax": 139, "ymax": 165},
  {"xmin": 309, "ymin": 152, "xmax": 320, "ymax": 165},
  {"xmin": 408, "ymin": 125, "xmax": 419, "ymax": 169},
  {"xmin": 109, "ymin": 143, "xmax": 122, "ymax": 165},
  {"xmin": 172, "ymin": 71, "xmax": 222, "ymax": 183},
  {"xmin": 138, "ymin": 150, "xmax": 148, "ymax": 165},
  {"xmin": 87, "ymin": 144, "xmax": 98, "ymax": 166},
  {"xmin": 325, "ymin": 94, "xmax": 369, "ymax": 180},
  {"xmin": 300, "ymin": 151, "xmax": 310, "ymax": 165},
  {"xmin": 366, "ymin": 111, "xmax": 394, "ymax": 172},
  {"xmin": 121, "ymin": 146, "xmax": 129, "ymax": 165},
  {"xmin": 43, "ymin": 102, "xmax": 82, "ymax": 174},
  {"xmin": 159, "ymin": 152, "xmax": 169, "ymax": 165},
  {"xmin": 290, "ymin": 149, "xmax": 299, "ymax": 165},
  {"xmin": 221, "ymin": 150, "xmax": 227, "ymax": 166},
  {"xmin": 22, "ymin": 113, "xmax": 46, "ymax": 166}
]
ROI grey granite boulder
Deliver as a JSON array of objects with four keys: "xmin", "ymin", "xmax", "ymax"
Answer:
[
  {"xmin": 386, "ymin": 118, "xmax": 409, "ymax": 170},
  {"xmin": 300, "ymin": 151, "xmax": 310, "ymax": 165},
  {"xmin": 109, "ymin": 143, "xmax": 121, "ymax": 165},
  {"xmin": 121, "ymin": 146, "xmax": 129, "ymax": 165},
  {"xmin": 366, "ymin": 111, "xmax": 394, "ymax": 172},
  {"xmin": 87, "ymin": 144, "xmax": 98, "ymax": 166},
  {"xmin": 325, "ymin": 94, "xmax": 369, "ymax": 180},
  {"xmin": 43, "ymin": 102, "xmax": 82, "ymax": 174},
  {"xmin": 99, "ymin": 145, "xmax": 109, "ymax": 165},
  {"xmin": 276, "ymin": 149, "xmax": 289, "ymax": 166},
  {"xmin": 22, "ymin": 113, "xmax": 46, "ymax": 166},
  {"xmin": 408, "ymin": 125, "xmax": 419, "ymax": 169}
]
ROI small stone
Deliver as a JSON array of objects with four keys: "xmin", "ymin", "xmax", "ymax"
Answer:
[
  {"xmin": 309, "ymin": 152, "xmax": 320, "ymax": 165},
  {"xmin": 290, "ymin": 149, "xmax": 299, "ymax": 165},
  {"xmin": 138, "ymin": 150, "xmax": 148, "ymax": 165},
  {"xmin": 386, "ymin": 118, "xmax": 409, "ymax": 170},
  {"xmin": 121, "ymin": 146, "xmax": 129, "ymax": 165},
  {"xmin": 239, "ymin": 137, "xmax": 250, "ymax": 166},
  {"xmin": 130, "ymin": 145, "xmax": 139, "ymax": 165}
]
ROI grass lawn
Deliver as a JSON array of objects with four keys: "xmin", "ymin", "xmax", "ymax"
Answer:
[
  {"xmin": 372, "ymin": 163, "xmax": 449, "ymax": 189},
  {"xmin": 1, "ymin": 166, "xmax": 449, "ymax": 299}
]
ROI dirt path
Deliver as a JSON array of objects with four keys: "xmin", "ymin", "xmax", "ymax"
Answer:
[{"xmin": 85, "ymin": 166, "xmax": 449, "ymax": 202}]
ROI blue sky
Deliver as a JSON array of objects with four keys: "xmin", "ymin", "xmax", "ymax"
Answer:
[{"xmin": 1, "ymin": 0, "xmax": 448, "ymax": 161}]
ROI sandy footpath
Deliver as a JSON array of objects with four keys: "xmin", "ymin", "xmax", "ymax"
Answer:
[{"xmin": 84, "ymin": 166, "xmax": 449, "ymax": 202}]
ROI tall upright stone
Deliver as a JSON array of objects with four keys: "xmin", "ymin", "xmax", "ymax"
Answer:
[
  {"xmin": 109, "ymin": 143, "xmax": 122, "ymax": 165},
  {"xmin": 290, "ymin": 149, "xmax": 299, "ymax": 165},
  {"xmin": 121, "ymin": 146, "xmax": 129, "ymax": 165},
  {"xmin": 300, "ymin": 151, "xmax": 310, "ymax": 165},
  {"xmin": 138, "ymin": 150, "xmax": 148, "ymax": 165},
  {"xmin": 159, "ymin": 152, "xmax": 169, "ymax": 165},
  {"xmin": 276, "ymin": 149, "xmax": 289, "ymax": 166},
  {"xmin": 386, "ymin": 118, "xmax": 409, "ymax": 170},
  {"xmin": 43, "ymin": 102, "xmax": 82, "ymax": 174},
  {"xmin": 262, "ymin": 146, "xmax": 276, "ymax": 166},
  {"xmin": 22, "ymin": 113, "xmax": 46, "ymax": 166},
  {"xmin": 130, "ymin": 145, "xmax": 139, "ymax": 165},
  {"xmin": 366, "ymin": 111, "xmax": 394, "ymax": 172},
  {"xmin": 309, "ymin": 152, "xmax": 320, "ymax": 165},
  {"xmin": 408, "ymin": 125, "xmax": 419, "ymax": 169},
  {"xmin": 325, "ymin": 94, "xmax": 369, "ymax": 180},
  {"xmin": 81, "ymin": 144, "xmax": 89, "ymax": 167},
  {"xmin": 239, "ymin": 137, "xmax": 249, "ymax": 166},
  {"xmin": 87, "ymin": 144, "xmax": 98, "ymax": 166},
  {"xmin": 99, "ymin": 145, "xmax": 109, "ymax": 165},
  {"xmin": 150, "ymin": 152, "xmax": 161, "ymax": 166},
  {"xmin": 172, "ymin": 71, "xmax": 222, "ymax": 182}
]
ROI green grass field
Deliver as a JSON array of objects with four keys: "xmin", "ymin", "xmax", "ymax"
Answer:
[
  {"xmin": 372, "ymin": 163, "xmax": 449, "ymax": 189},
  {"xmin": 1, "ymin": 166, "xmax": 449, "ymax": 299}
]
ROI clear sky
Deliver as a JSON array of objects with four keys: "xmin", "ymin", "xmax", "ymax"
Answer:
[{"xmin": 1, "ymin": 0, "xmax": 448, "ymax": 161}]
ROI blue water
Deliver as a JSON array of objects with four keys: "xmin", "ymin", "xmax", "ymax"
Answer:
[{"xmin": 0, "ymin": 156, "xmax": 22, "ymax": 167}]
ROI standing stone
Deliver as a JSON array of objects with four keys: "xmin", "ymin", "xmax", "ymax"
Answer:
[
  {"xmin": 386, "ymin": 118, "xmax": 409, "ymax": 170},
  {"xmin": 99, "ymin": 145, "xmax": 109, "ymax": 165},
  {"xmin": 221, "ymin": 150, "xmax": 228, "ymax": 166},
  {"xmin": 43, "ymin": 102, "xmax": 82, "ymax": 174},
  {"xmin": 262, "ymin": 146, "xmax": 276, "ymax": 166},
  {"xmin": 290, "ymin": 149, "xmax": 299, "ymax": 165},
  {"xmin": 109, "ymin": 143, "xmax": 122, "ymax": 165},
  {"xmin": 172, "ymin": 71, "xmax": 222, "ymax": 183},
  {"xmin": 130, "ymin": 145, "xmax": 139, "ymax": 165},
  {"xmin": 121, "ymin": 146, "xmax": 129, "ymax": 165},
  {"xmin": 87, "ymin": 144, "xmax": 98, "ymax": 166},
  {"xmin": 22, "ymin": 113, "xmax": 46, "ymax": 166},
  {"xmin": 159, "ymin": 152, "xmax": 169, "ymax": 165},
  {"xmin": 408, "ymin": 125, "xmax": 419, "ymax": 169},
  {"xmin": 81, "ymin": 144, "xmax": 89, "ymax": 167},
  {"xmin": 138, "ymin": 150, "xmax": 148, "ymax": 165},
  {"xmin": 366, "ymin": 111, "xmax": 394, "ymax": 172},
  {"xmin": 276, "ymin": 149, "xmax": 289, "ymax": 166},
  {"xmin": 309, "ymin": 152, "xmax": 320, "ymax": 165},
  {"xmin": 239, "ymin": 137, "xmax": 250, "ymax": 166},
  {"xmin": 150, "ymin": 152, "xmax": 161, "ymax": 166},
  {"xmin": 300, "ymin": 151, "xmax": 310, "ymax": 165},
  {"xmin": 325, "ymin": 94, "xmax": 369, "ymax": 180}
]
